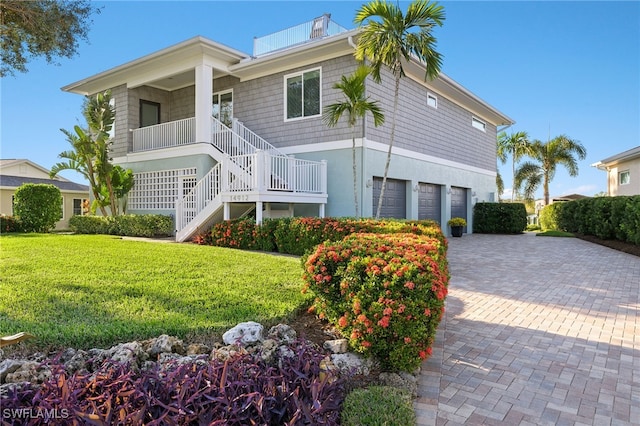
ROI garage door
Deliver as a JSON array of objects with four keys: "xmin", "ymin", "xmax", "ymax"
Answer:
[
  {"xmin": 372, "ymin": 177, "xmax": 406, "ymax": 219},
  {"xmin": 450, "ymin": 186, "xmax": 468, "ymax": 232},
  {"xmin": 418, "ymin": 183, "xmax": 441, "ymax": 225}
]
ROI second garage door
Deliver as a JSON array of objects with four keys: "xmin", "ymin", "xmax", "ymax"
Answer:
[
  {"xmin": 372, "ymin": 177, "xmax": 406, "ymax": 219},
  {"xmin": 418, "ymin": 182, "xmax": 442, "ymax": 225},
  {"xmin": 450, "ymin": 186, "xmax": 468, "ymax": 232}
]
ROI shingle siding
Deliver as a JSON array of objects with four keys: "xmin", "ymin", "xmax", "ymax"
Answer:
[
  {"xmin": 365, "ymin": 67, "xmax": 496, "ymax": 172},
  {"xmin": 234, "ymin": 55, "xmax": 360, "ymax": 147}
]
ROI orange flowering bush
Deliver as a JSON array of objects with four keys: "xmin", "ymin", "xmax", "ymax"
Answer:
[{"xmin": 302, "ymin": 232, "xmax": 448, "ymax": 372}]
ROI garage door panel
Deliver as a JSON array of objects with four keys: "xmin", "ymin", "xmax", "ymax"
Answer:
[
  {"xmin": 450, "ymin": 186, "xmax": 468, "ymax": 232},
  {"xmin": 373, "ymin": 177, "xmax": 406, "ymax": 219},
  {"xmin": 418, "ymin": 182, "xmax": 441, "ymax": 224}
]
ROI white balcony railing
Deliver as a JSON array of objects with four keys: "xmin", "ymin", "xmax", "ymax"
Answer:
[
  {"xmin": 253, "ymin": 14, "xmax": 349, "ymax": 57},
  {"xmin": 132, "ymin": 117, "xmax": 195, "ymax": 152}
]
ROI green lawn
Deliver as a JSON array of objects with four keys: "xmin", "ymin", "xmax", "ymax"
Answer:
[
  {"xmin": 0, "ymin": 234, "xmax": 309, "ymax": 351},
  {"xmin": 535, "ymin": 230, "xmax": 575, "ymax": 238}
]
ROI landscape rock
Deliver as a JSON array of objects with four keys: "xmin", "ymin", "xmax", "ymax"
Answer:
[
  {"xmin": 186, "ymin": 343, "xmax": 210, "ymax": 355},
  {"xmin": 210, "ymin": 344, "xmax": 248, "ymax": 362},
  {"xmin": 379, "ymin": 371, "xmax": 418, "ymax": 397},
  {"xmin": 0, "ymin": 359, "xmax": 24, "ymax": 383},
  {"xmin": 323, "ymin": 339, "xmax": 348, "ymax": 354},
  {"xmin": 222, "ymin": 321, "xmax": 264, "ymax": 346},
  {"xmin": 330, "ymin": 352, "xmax": 376, "ymax": 376},
  {"xmin": 267, "ymin": 324, "xmax": 297, "ymax": 344},
  {"xmin": 4, "ymin": 361, "xmax": 51, "ymax": 385},
  {"xmin": 146, "ymin": 335, "xmax": 186, "ymax": 358}
]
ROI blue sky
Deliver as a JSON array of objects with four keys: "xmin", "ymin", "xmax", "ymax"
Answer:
[{"xmin": 1, "ymin": 1, "xmax": 639, "ymax": 199}]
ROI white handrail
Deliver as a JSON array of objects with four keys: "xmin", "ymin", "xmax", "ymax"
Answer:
[
  {"xmin": 132, "ymin": 118, "xmax": 195, "ymax": 152},
  {"xmin": 175, "ymin": 164, "xmax": 221, "ymax": 232}
]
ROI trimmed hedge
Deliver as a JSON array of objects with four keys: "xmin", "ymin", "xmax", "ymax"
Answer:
[
  {"xmin": 208, "ymin": 217, "xmax": 445, "ymax": 256},
  {"xmin": 302, "ymin": 232, "xmax": 448, "ymax": 372},
  {"xmin": 473, "ymin": 202, "xmax": 527, "ymax": 234},
  {"xmin": 558, "ymin": 196, "xmax": 640, "ymax": 245},
  {"xmin": 13, "ymin": 183, "xmax": 62, "ymax": 232},
  {"xmin": 69, "ymin": 214, "xmax": 174, "ymax": 237},
  {"xmin": 539, "ymin": 203, "xmax": 563, "ymax": 231}
]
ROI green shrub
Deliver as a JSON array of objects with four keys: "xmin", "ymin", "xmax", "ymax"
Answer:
[
  {"xmin": 0, "ymin": 214, "xmax": 22, "ymax": 233},
  {"xmin": 111, "ymin": 214, "xmax": 173, "ymax": 237},
  {"xmin": 539, "ymin": 203, "xmax": 564, "ymax": 231},
  {"xmin": 209, "ymin": 217, "xmax": 445, "ymax": 256},
  {"xmin": 69, "ymin": 215, "xmax": 111, "ymax": 234},
  {"xmin": 341, "ymin": 386, "xmax": 416, "ymax": 426},
  {"xmin": 13, "ymin": 183, "xmax": 62, "ymax": 232},
  {"xmin": 558, "ymin": 196, "xmax": 640, "ymax": 245},
  {"xmin": 70, "ymin": 214, "xmax": 173, "ymax": 237},
  {"xmin": 473, "ymin": 202, "xmax": 527, "ymax": 234},
  {"xmin": 526, "ymin": 224, "xmax": 541, "ymax": 231},
  {"xmin": 621, "ymin": 196, "xmax": 640, "ymax": 244},
  {"xmin": 302, "ymin": 232, "xmax": 448, "ymax": 372}
]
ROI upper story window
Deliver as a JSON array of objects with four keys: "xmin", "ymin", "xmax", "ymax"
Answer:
[
  {"xmin": 140, "ymin": 100, "xmax": 160, "ymax": 127},
  {"xmin": 619, "ymin": 170, "xmax": 630, "ymax": 185},
  {"xmin": 285, "ymin": 68, "xmax": 321, "ymax": 121},
  {"xmin": 427, "ymin": 92, "xmax": 438, "ymax": 109},
  {"xmin": 471, "ymin": 116, "xmax": 486, "ymax": 132}
]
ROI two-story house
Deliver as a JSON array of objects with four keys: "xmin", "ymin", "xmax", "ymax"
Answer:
[
  {"xmin": 593, "ymin": 146, "xmax": 640, "ymax": 196},
  {"xmin": 62, "ymin": 15, "xmax": 513, "ymax": 241}
]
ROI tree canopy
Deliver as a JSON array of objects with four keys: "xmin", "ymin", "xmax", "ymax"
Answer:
[{"xmin": 0, "ymin": 0, "xmax": 99, "ymax": 77}]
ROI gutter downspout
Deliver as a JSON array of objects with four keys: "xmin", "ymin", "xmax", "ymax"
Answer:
[{"xmin": 349, "ymin": 35, "xmax": 367, "ymax": 218}]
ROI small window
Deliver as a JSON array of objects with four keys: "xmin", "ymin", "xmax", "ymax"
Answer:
[
  {"xmin": 140, "ymin": 100, "xmax": 160, "ymax": 127},
  {"xmin": 472, "ymin": 116, "xmax": 486, "ymax": 132},
  {"xmin": 73, "ymin": 198, "xmax": 87, "ymax": 216},
  {"xmin": 427, "ymin": 93, "xmax": 438, "ymax": 109},
  {"xmin": 285, "ymin": 68, "xmax": 321, "ymax": 120},
  {"xmin": 619, "ymin": 170, "xmax": 630, "ymax": 185}
]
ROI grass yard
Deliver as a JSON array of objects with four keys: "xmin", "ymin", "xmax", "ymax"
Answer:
[
  {"xmin": 535, "ymin": 230, "xmax": 575, "ymax": 237},
  {"xmin": 0, "ymin": 234, "xmax": 310, "ymax": 352}
]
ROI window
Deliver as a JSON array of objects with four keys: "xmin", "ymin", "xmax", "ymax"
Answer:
[
  {"xmin": 427, "ymin": 92, "xmax": 438, "ymax": 109},
  {"xmin": 140, "ymin": 100, "xmax": 160, "ymax": 127},
  {"xmin": 73, "ymin": 199, "xmax": 87, "ymax": 216},
  {"xmin": 619, "ymin": 170, "xmax": 630, "ymax": 185},
  {"xmin": 212, "ymin": 90, "xmax": 233, "ymax": 127},
  {"xmin": 285, "ymin": 68, "xmax": 321, "ymax": 120},
  {"xmin": 472, "ymin": 116, "xmax": 486, "ymax": 132}
]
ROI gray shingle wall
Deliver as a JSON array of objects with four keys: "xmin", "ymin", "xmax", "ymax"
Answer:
[
  {"xmin": 365, "ymin": 67, "xmax": 497, "ymax": 171},
  {"xmin": 110, "ymin": 84, "xmax": 129, "ymax": 158},
  {"xmin": 234, "ymin": 55, "xmax": 360, "ymax": 147}
]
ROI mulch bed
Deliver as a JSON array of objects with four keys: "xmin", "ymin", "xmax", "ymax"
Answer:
[{"xmin": 574, "ymin": 234, "xmax": 640, "ymax": 258}]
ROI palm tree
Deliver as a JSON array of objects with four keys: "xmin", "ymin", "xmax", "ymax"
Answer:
[
  {"xmin": 354, "ymin": 0, "xmax": 445, "ymax": 219},
  {"xmin": 514, "ymin": 135, "xmax": 587, "ymax": 205},
  {"xmin": 51, "ymin": 91, "xmax": 129, "ymax": 216},
  {"xmin": 323, "ymin": 65, "xmax": 385, "ymax": 217},
  {"xmin": 497, "ymin": 131, "xmax": 530, "ymax": 201}
]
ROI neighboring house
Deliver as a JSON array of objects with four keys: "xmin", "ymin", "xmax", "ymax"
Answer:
[
  {"xmin": 592, "ymin": 146, "xmax": 640, "ymax": 196},
  {"xmin": 62, "ymin": 15, "xmax": 514, "ymax": 241},
  {"xmin": 0, "ymin": 159, "xmax": 89, "ymax": 230}
]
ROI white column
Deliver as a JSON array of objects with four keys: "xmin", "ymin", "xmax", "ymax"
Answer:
[
  {"xmin": 223, "ymin": 202, "xmax": 230, "ymax": 220},
  {"xmin": 256, "ymin": 201, "xmax": 263, "ymax": 224},
  {"xmin": 319, "ymin": 203, "xmax": 325, "ymax": 218},
  {"xmin": 195, "ymin": 63, "xmax": 213, "ymax": 143}
]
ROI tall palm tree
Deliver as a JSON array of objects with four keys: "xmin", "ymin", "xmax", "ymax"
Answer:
[
  {"xmin": 497, "ymin": 131, "xmax": 530, "ymax": 201},
  {"xmin": 323, "ymin": 65, "xmax": 385, "ymax": 217},
  {"xmin": 51, "ymin": 90, "xmax": 125, "ymax": 216},
  {"xmin": 515, "ymin": 135, "xmax": 587, "ymax": 205},
  {"xmin": 354, "ymin": 0, "xmax": 445, "ymax": 219}
]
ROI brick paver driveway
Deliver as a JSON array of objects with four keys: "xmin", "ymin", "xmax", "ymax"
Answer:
[{"xmin": 414, "ymin": 233, "xmax": 639, "ymax": 425}]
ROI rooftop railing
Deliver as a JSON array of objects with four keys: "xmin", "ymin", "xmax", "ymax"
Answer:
[{"xmin": 253, "ymin": 14, "xmax": 349, "ymax": 57}]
